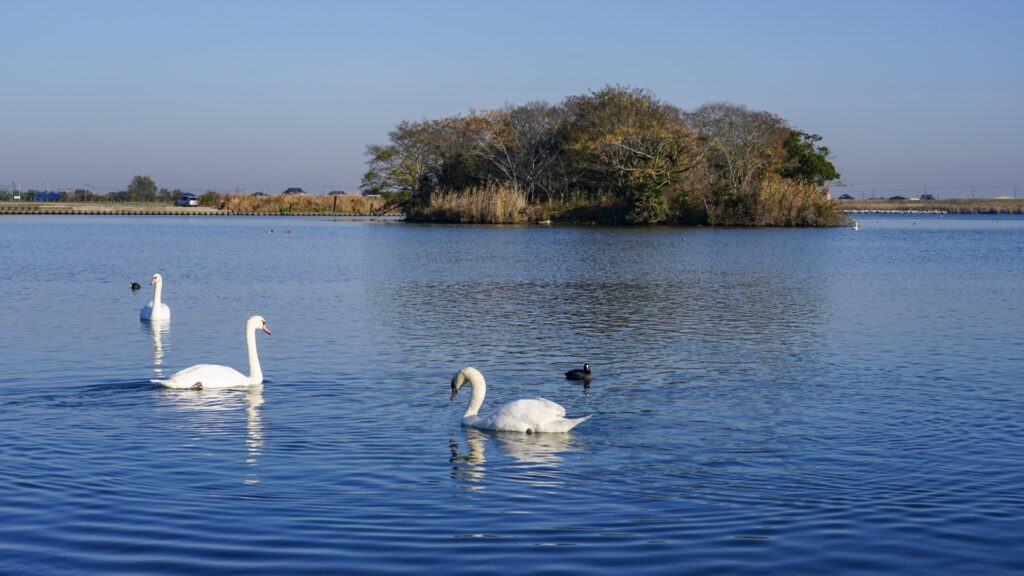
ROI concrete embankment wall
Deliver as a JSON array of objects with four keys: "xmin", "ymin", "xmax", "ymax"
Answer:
[{"xmin": 0, "ymin": 202, "xmax": 394, "ymax": 217}]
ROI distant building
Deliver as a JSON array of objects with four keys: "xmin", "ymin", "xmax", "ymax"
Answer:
[
  {"xmin": 31, "ymin": 191, "xmax": 62, "ymax": 202},
  {"xmin": 919, "ymin": 194, "xmax": 936, "ymax": 200},
  {"xmin": 889, "ymin": 196, "xmax": 908, "ymax": 201},
  {"xmin": 837, "ymin": 193, "xmax": 854, "ymax": 200},
  {"xmin": 282, "ymin": 187, "xmax": 306, "ymax": 195}
]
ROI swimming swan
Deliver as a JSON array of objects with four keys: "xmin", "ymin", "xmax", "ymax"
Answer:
[
  {"xmin": 140, "ymin": 273, "xmax": 171, "ymax": 321},
  {"xmin": 153, "ymin": 315, "xmax": 271, "ymax": 390},
  {"xmin": 450, "ymin": 367, "xmax": 590, "ymax": 433}
]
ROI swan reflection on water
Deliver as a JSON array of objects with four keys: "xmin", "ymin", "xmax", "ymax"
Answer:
[
  {"xmin": 449, "ymin": 427, "xmax": 585, "ymax": 490},
  {"xmin": 157, "ymin": 385, "xmax": 265, "ymax": 485},
  {"xmin": 143, "ymin": 319, "xmax": 171, "ymax": 379}
]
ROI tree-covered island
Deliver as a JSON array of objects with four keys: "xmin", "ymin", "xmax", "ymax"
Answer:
[{"xmin": 362, "ymin": 86, "xmax": 844, "ymax": 226}]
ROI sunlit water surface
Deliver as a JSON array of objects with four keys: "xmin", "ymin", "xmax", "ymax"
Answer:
[{"xmin": 1, "ymin": 215, "xmax": 1021, "ymax": 574}]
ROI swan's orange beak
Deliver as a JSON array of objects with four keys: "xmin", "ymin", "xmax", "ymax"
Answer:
[
  {"xmin": 262, "ymin": 323, "xmax": 272, "ymax": 335},
  {"xmin": 150, "ymin": 276, "xmax": 158, "ymax": 285}
]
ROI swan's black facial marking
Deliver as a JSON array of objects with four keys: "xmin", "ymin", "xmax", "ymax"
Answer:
[{"xmin": 450, "ymin": 378, "xmax": 459, "ymax": 401}]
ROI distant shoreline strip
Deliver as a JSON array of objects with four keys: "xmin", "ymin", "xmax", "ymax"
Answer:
[{"xmin": 843, "ymin": 209, "xmax": 948, "ymax": 214}]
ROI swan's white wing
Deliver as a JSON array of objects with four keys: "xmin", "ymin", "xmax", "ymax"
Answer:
[
  {"xmin": 477, "ymin": 398, "xmax": 587, "ymax": 433},
  {"xmin": 153, "ymin": 364, "xmax": 248, "ymax": 389},
  {"xmin": 529, "ymin": 397, "xmax": 565, "ymax": 418}
]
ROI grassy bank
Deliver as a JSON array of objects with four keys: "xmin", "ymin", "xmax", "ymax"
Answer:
[
  {"xmin": 405, "ymin": 185, "xmax": 528, "ymax": 223},
  {"xmin": 840, "ymin": 198, "xmax": 1024, "ymax": 214},
  {"xmin": 0, "ymin": 195, "xmax": 397, "ymax": 216},
  {"xmin": 405, "ymin": 179, "xmax": 848, "ymax": 227},
  {"xmin": 218, "ymin": 194, "xmax": 393, "ymax": 215}
]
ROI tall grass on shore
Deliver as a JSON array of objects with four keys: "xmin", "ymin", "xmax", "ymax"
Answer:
[
  {"xmin": 839, "ymin": 198, "xmax": 1024, "ymax": 214},
  {"xmin": 754, "ymin": 174, "xmax": 847, "ymax": 226},
  {"xmin": 406, "ymin": 184, "xmax": 528, "ymax": 223},
  {"xmin": 217, "ymin": 194, "xmax": 390, "ymax": 215}
]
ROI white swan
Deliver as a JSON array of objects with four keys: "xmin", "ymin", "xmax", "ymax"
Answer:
[
  {"xmin": 140, "ymin": 273, "xmax": 171, "ymax": 321},
  {"xmin": 153, "ymin": 315, "xmax": 271, "ymax": 390},
  {"xmin": 450, "ymin": 367, "xmax": 590, "ymax": 433}
]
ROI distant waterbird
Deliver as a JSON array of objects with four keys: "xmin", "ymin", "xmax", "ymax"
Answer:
[
  {"xmin": 140, "ymin": 273, "xmax": 170, "ymax": 321},
  {"xmin": 130, "ymin": 281, "xmax": 141, "ymax": 291},
  {"xmin": 450, "ymin": 367, "xmax": 590, "ymax": 433},
  {"xmin": 852, "ymin": 221, "xmax": 859, "ymax": 231},
  {"xmin": 565, "ymin": 363, "xmax": 593, "ymax": 382}
]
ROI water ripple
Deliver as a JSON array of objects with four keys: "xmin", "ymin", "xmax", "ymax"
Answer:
[{"xmin": 0, "ymin": 216, "xmax": 1022, "ymax": 574}]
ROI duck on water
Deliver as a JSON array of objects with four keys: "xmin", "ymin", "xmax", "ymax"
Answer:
[{"xmin": 565, "ymin": 363, "xmax": 593, "ymax": 382}]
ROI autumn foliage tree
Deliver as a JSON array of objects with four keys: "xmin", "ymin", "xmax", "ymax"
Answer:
[{"xmin": 362, "ymin": 86, "xmax": 842, "ymax": 226}]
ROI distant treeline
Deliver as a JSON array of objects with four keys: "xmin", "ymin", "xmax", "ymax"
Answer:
[
  {"xmin": 0, "ymin": 175, "xmax": 185, "ymax": 203},
  {"xmin": 362, "ymin": 86, "xmax": 844, "ymax": 226},
  {"xmin": 0, "ymin": 187, "xmax": 184, "ymax": 203}
]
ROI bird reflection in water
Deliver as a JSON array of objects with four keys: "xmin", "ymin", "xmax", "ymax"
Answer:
[
  {"xmin": 448, "ymin": 427, "xmax": 585, "ymax": 491},
  {"xmin": 244, "ymin": 385, "xmax": 265, "ymax": 468},
  {"xmin": 158, "ymin": 385, "xmax": 265, "ymax": 485},
  {"xmin": 144, "ymin": 319, "xmax": 171, "ymax": 379},
  {"xmin": 449, "ymin": 428, "xmax": 487, "ymax": 490}
]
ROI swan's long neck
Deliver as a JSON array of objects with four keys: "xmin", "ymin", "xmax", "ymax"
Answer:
[
  {"xmin": 246, "ymin": 324, "xmax": 263, "ymax": 385},
  {"xmin": 463, "ymin": 370, "xmax": 486, "ymax": 419},
  {"xmin": 152, "ymin": 280, "xmax": 163, "ymax": 308}
]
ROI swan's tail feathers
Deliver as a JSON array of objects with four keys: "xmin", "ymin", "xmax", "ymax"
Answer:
[
  {"xmin": 562, "ymin": 414, "xmax": 592, "ymax": 431},
  {"xmin": 150, "ymin": 378, "xmax": 184, "ymax": 389}
]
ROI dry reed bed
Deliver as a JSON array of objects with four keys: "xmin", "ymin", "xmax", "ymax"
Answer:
[
  {"xmin": 754, "ymin": 174, "xmax": 846, "ymax": 226},
  {"xmin": 407, "ymin": 184, "xmax": 528, "ymax": 223},
  {"xmin": 220, "ymin": 194, "xmax": 390, "ymax": 215}
]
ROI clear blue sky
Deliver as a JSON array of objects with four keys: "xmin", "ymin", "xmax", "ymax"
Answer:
[{"xmin": 2, "ymin": 0, "xmax": 1021, "ymax": 198}]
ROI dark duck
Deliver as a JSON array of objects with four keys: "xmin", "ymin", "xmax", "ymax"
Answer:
[{"xmin": 565, "ymin": 363, "xmax": 593, "ymax": 382}]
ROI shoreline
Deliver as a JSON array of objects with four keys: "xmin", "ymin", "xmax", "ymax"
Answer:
[
  {"xmin": 0, "ymin": 202, "xmax": 394, "ymax": 217},
  {"xmin": 839, "ymin": 198, "xmax": 1024, "ymax": 215},
  {"xmin": 6, "ymin": 199, "xmax": 1023, "ymax": 219}
]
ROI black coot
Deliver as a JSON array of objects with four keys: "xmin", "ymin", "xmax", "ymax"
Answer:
[{"xmin": 565, "ymin": 363, "xmax": 592, "ymax": 381}]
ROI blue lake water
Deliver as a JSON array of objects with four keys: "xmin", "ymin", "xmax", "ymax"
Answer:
[{"xmin": 0, "ymin": 214, "xmax": 1022, "ymax": 575}]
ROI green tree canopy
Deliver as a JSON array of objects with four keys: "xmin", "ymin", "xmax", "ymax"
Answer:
[
  {"xmin": 126, "ymin": 175, "xmax": 158, "ymax": 201},
  {"xmin": 779, "ymin": 130, "xmax": 841, "ymax": 186}
]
